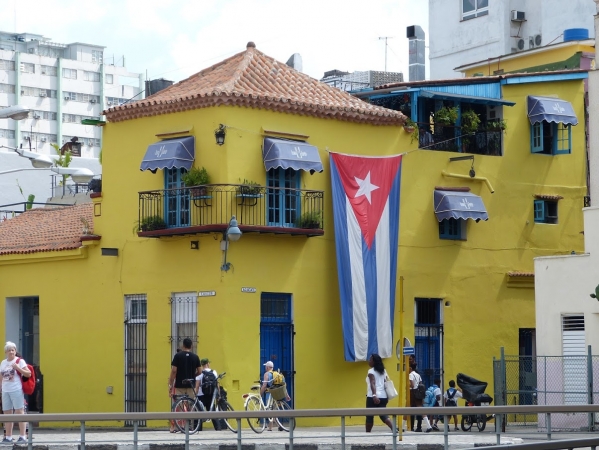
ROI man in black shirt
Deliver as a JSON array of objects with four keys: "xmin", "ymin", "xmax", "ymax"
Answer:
[{"xmin": 168, "ymin": 338, "xmax": 201, "ymax": 398}]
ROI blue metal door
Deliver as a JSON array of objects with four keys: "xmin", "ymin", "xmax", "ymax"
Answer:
[
  {"xmin": 414, "ymin": 298, "xmax": 443, "ymax": 388},
  {"xmin": 260, "ymin": 293, "xmax": 294, "ymax": 407},
  {"xmin": 165, "ymin": 168, "xmax": 190, "ymax": 228},
  {"xmin": 267, "ymin": 168, "xmax": 300, "ymax": 227}
]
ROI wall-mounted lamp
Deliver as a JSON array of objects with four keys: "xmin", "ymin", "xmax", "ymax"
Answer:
[
  {"xmin": 221, "ymin": 215, "xmax": 242, "ymax": 271},
  {"xmin": 214, "ymin": 124, "xmax": 226, "ymax": 146}
]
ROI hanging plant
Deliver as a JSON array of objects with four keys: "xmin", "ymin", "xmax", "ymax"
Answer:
[
  {"xmin": 434, "ymin": 106, "xmax": 459, "ymax": 126},
  {"xmin": 403, "ymin": 118, "xmax": 419, "ymax": 144}
]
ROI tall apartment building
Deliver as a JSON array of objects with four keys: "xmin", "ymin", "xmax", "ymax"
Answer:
[
  {"xmin": 429, "ymin": 0, "xmax": 596, "ymax": 79},
  {"xmin": 0, "ymin": 30, "xmax": 143, "ymax": 158},
  {"xmin": 320, "ymin": 69, "xmax": 403, "ymax": 91}
]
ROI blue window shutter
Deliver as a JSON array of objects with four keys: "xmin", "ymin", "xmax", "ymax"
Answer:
[
  {"xmin": 531, "ymin": 123, "xmax": 543, "ymax": 153},
  {"xmin": 555, "ymin": 124, "xmax": 572, "ymax": 155},
  {"xmin": 534, "ymin": 200, "xmax": 545, "ymax": 223}
]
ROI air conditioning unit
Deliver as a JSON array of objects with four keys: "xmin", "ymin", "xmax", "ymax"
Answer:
[
  {"xmin": 33, "ymin": 114, "xmax": 40, "ymax": 119},
  {"xmin": 511, "ymin": 10, "xmax": 526, "ymax": 21},
  {"xmin": 64, "ymin": 96, "xmax": 70, "ymax": 101},
  {"xmin": 39, "ymin": 92, "xmax": 46, "ymax": 97},
  {"xmin": 41, "ymin": 70, "xmax": 46, "ymax": 74},
  {"xmin": 529, "ymin": 34, "xmax": 542, "ymax": 49},
  {"xmin": 40, "ymin": 137, "xmax": 47, "ymax": 142},
  {"xmin": 516, "ymin": 38, "xmax": 525, "ymax": 51},
  {"xmin": 89, "ymin": 99, "xmax": 97, "ymax": 103}
]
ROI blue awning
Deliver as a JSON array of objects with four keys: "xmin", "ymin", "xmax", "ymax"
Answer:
[
  {"xmin": 263, "ymin": 138, "xmax": 323, "ymax": 174},
  {"xmin": 434, "ymin": 190, "xmax": 489, "ymax": 222},
  {"xmin": 418, "ymin": 90, "xmax": 516, "ymax": 106},
  {"xmin": 527, "ymin": 96, "xmax": 578, "ymax": 125},
  {"xmin": 140, "ymin": 136, "xmax": 195, "ymax": 173}
]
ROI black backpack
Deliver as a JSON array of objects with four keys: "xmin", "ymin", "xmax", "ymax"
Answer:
[
  {"xmin": 446, "ymin": 388, "xmax": 457, "ymax": 406},
  {"xmin": 201, "ymin": 369, "xmax": 217, "ymax": 396},
  {"xmin": 413, "ymin": 376, "xmax": 426, "ymax": 400}
]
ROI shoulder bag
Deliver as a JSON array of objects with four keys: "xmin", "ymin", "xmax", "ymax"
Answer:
[{"xmin": 384, "ymin": 371, "xmax": 398, "ymax": 400}]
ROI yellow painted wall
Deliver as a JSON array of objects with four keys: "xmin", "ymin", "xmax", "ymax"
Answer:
[
  {"xmin": 0, "ymin": 77, "xmax": 586, "ymax": 427},
  {"xmin": 462, "ymin": 43, "xmax": 594, "ymax": 77}
]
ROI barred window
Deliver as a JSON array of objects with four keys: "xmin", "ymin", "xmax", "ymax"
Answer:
[
  {"xmin": 170, "ymin": 292, "xmax": 198, "ymax": 355},
  {"xmin": 0, "ymin": 60, "xmax": 15, "ymax": 70},
  {"xmin": 62, "ymin": 68, "xmax": 77, "ymax": 79},
  {"xmin": 20, "ymin": 62, "xmax": 35, "ymax": 74},
  {"xmin": 83, "ymin": 71, "xmax": 100, "ymax": 82},
  {"xmin": 0, "ymin": 83, "xmax": 15, "ymax": 94},
  {"xmin": 40, "ymin": 65, "xmax": 57, "ymax": 76},
  {"xmin": 0, "ymin": 129, "xmax": 15, "ymax": 139}
]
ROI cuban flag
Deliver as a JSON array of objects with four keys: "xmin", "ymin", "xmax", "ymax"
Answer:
[{"xmin": 330, "ymin": 152, "xmax": 402, "ymax": 362}]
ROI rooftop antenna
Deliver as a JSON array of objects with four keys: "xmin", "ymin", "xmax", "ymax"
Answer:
[{"xmin": 378, "ymin": 36, "xmax": 394, "ymax": 72}]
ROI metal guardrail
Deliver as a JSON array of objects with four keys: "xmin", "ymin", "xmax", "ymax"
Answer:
[
  {"xmin": 138, "ymin": 184, "xmax": 324, "ymax": 236},
  {"xmin": 8, "ymin": 404, "xmax": 599, "ymax": 450}
]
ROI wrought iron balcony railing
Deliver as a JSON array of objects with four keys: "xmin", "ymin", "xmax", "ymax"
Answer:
[
  {"xmin": 420, "ymin": 127, "xmax": 503, "ymax": 156},
  {"xmin": 138, "ymin": 184, "xmax": 324, "ymax": 237}
]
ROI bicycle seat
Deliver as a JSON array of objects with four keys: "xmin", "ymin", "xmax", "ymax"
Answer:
[{"xmin": 250, "ymin": 385, "xmax": 261, "ymax": 391}]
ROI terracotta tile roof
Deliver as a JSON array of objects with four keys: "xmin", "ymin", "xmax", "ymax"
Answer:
[
  {"xmin": 0, "ymin": 204, "xmax": 94, "ymax": 255},
  {"xmin": 507, "ymin": 271, "xmax": 535, "ymax": 277},
  {"xmin": 104, "ymin": 42, "xmax": 406, "ymax": 126},
  {"xmin": 534, "ymin": 194, "xmax": 564, "ymax": 201}
]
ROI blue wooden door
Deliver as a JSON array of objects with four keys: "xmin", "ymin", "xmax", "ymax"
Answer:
[
  {"xmin": 267, "ymin": 168, "xmax": 300, "ymax": 227},
  {"xmin": 414, "ymin": 298, "xmax": 443, "ymax": 388},
  {"xmin": 165, "ymin": 168, "xmax": 190, "ymax": 228},
  {"xmin": 260, "ymin": 293, "xmax": 294, "ymax": 407}
]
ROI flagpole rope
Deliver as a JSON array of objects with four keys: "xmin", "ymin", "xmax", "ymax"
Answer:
[{"xmin": 220, "ymin": 123, "xmax": 472, "ymax": 158}]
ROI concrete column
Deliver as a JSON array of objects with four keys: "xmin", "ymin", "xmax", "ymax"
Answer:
[
  {"xmin": 14, "ymin": 51, "xmax": 21, "ymax": 145},
  {"xmin": 57, "ymin": 58, "xmax": 62, "ymax": 147}
]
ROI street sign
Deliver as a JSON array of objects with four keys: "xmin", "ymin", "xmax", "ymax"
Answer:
[
  {"xmin": 241, "ymin": 287, "xmax": 257, "ymax": 293},
  {"xmin": 197, "ymin": 291, "xmax": 216, "ymax": 297},
  {"xmin": 403, "ymin": 346, "xmax": 415, "ymax": 356}
]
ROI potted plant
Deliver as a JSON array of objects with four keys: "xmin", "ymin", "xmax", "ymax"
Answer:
[
  {"xmin": 238, "ymin": 178, "xmax": 262, "ymax": 196},
  {"xmin": 181, "ymin": 166, "xmax": 210, "ymax": 198},
  {"xmin": 138, "ymin": 215, "xmax": 167, "ymax": 232},
  {"xmin": 461, "ymin": 109, "xmax": 481, "ymax": 135},
  {"xmin": 434, "ymin": 106, "xmax": 459, "ymax": 126},
  {"xmin": 403, "ymin": 118, "xmax": 420, "ymax": 144},
  {"xmin": 486, "ymin": 118, "xmax": 507, "ymax": 132},
  {"xmin": 295, "ymin": 211, "xmax": 321, "ymax": 229}
]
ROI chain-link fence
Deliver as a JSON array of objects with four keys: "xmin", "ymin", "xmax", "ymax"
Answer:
[{"xmin": 494, "ymin": 347, "xmax": 599, "ymax": 431}]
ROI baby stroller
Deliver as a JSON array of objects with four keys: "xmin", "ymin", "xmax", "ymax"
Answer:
[{"xmin": 456, "ymin": 373, "xmax": 494, "ymax": 432}]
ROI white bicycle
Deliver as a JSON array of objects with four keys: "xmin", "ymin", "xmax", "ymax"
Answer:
[{"xmin": 242, "ymin": 381, "xmax": 295, "ymax": 433}]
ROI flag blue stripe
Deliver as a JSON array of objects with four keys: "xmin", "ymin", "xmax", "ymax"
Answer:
[
  {"xmin": 362, "ymin": 236, "xmax": 379, "ymax": 358},
  {"xmin": 387, "ymin": 165, "xmax": 402, "ymax": 333},
  {"xmin": 330, "ymin": 158, "xmax": 356, "ymax": 361}
]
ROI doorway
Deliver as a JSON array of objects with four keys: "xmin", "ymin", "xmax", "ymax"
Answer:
[
  {"xmin": 260, "ymin": 293, "xmax": 294, "ymax": 406},
  {"xmin": 414, "ymin": 298, "xmax": 443, "ymax": 388}
]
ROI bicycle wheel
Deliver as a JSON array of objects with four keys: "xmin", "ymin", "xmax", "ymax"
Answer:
[
  {"xmin": 461, "ymin": 414, "xmax": 472, "ymax": 432},
  {"xmin": 273, "ymin": 400, "xmax": 295, "ymax": 432},
  {"xmin": 476, "ymin": 414, "xmax": 486, "ymax": 432},
  {"xmin": 216, "ymin": 400, "xmax": 237, "ymax": 432},
  {"xmin": 245, "ymin": 396, "xmax": 266, "ymax": 433},
  {"xmin": 173, "ymin": 397, "xmax": 202, "ymax": 434}
]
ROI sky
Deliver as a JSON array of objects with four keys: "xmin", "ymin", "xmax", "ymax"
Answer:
[{"xmin": 0, "ymin": 0, "xmax": 429, "ymax": 85}]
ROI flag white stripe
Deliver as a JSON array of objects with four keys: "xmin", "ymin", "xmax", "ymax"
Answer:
[
  {"xmin": 347, "ymin": 196, "xmax": 367, "ymax": 361},
  {"xmin": 375, "ymin": 200, "xmax": 392, "ymax": 358}
]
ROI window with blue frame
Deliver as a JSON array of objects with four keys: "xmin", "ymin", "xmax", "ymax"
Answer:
[
  {"xmin": 534, "ymin": 199, "xmax": 558, "ymax": 224},
  {"xmin": 267, "ymin": 168, "xmax": 300, "ymax": 227},
  {"xmin": 439, "ymin": 218, "xmax": 466, "ymax": 240},
  {"xmin": 462, "ymin": 0, "xmax": 488, "ymax": 20},
  {"xmin": 164, "ymin": 168, "xmax": 190, "ymax": 228},
  {"xmin": 531, "ymin": 121, "xmax": 571, "ymax": 155}
]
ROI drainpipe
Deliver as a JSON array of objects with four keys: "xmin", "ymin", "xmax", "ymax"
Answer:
[{"xmin": 441, "ymin": 170, "xmax": 495, "ymax": 193}]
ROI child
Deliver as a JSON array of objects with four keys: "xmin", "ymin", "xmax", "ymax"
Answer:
[{"xmin": 443, "ymin": 380, "xmax": 463, "ymax": 431}]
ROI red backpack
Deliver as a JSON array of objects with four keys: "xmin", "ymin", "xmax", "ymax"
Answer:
[{"xmin": 16, "ymin": 358, "xmax": 36, "ymax": 395}]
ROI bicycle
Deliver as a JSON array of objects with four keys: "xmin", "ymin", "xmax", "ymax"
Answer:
[
  {"xmin": 242, "ymin": 380, "xmax": 295, "ymax": 433},
  {"xmin": 172, "ymin": 372, "xmax": 237, "ymax": 433}
]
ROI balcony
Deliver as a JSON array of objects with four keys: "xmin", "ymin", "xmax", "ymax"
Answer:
[
  {"xmin": 138, "ymin": 184, "xmax": 324, "ymax": 238},
  {"xmin": 421, "ymin": 127, "xmax": 504, "ymax": 156}
]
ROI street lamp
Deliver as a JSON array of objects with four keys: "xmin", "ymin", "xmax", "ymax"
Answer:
[
  {"xmin": 0, "ymin": 105, "xmax": 31, "ymax": 121},
  {"xmin": 221, "ymin": 215, "xmax": 242, "ymax": 271}
]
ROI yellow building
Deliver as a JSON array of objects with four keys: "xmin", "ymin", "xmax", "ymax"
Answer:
[{"xmin": 0, "ymin": 42, "xmax": 588, "ymax": 426}]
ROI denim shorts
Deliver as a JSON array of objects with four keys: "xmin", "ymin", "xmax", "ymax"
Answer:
[{"xmin": 2, "ymin": 390, "xmax": 25, "ymax": 411}]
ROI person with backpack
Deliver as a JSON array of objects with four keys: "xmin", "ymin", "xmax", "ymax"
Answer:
[
  {"xmin": 409, "ymin": 363, "xmax": 431, "ymax": 432},
  {"xmin": 365, "ymin": 354, "xmax": 394, "ymax": 432},
  {"xmin": 443, "ymin": 380, "xmax": 463, "ymax": 431},
  {"xmin": 1, "ymin": 341, "xmax": 31, "ymax": 443},
  {"xmin": 429, "ymin": 378, "xmax": 443, "ymax": 431},
  {"xmin": 194, "ymin": 358, "xmax": 223, "ymax": 431}
]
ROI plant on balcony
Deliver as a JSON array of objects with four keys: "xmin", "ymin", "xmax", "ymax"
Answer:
[
  {"xmin": 434, "ymin": 106, "xmax": 459, "ymax": 126},
  {"xmin": 403, "ymin": 118, "xmax": 419, "ymax": 144},
  {"xmin": 181, "ymin": 166, "xmax": 210, "ymax": 198},
  {"xmin": 486, "ymin": 118, "xmax": 508, "ymax": 132},
  {"xmin": 238, "ymin": 178, "xmax": 262, "ymax": 196},
  {"xmin": 295, "ymin": 211, "xmax": 321, "ymax": 229},
  {"xmin": 461, "ymin": 109, "xmax": 481, "ymax": 147},
  {"xmin": 137, "ymin": 215, "xmax": 167, "ymax": 232}
]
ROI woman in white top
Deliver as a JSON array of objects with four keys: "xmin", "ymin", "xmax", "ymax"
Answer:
[
  {"xmin": 365, "ymin": 353, "xmax": 393, "ymax": 432},
  {"xmin": 1, "ymin": 341, "xmax": 31, "ymax": 443}
]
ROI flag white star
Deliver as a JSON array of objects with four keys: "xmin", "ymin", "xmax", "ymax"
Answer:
[{"xmin": 354, "ymin": 172, "xmax": 379, "ymax": 204}]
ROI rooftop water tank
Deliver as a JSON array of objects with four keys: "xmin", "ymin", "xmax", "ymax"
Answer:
[{"xmin": 563, "ymin": 28, "xmax": 589, "ymax": 42}]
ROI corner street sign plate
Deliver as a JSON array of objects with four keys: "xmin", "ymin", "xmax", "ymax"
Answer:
[
  {"xmin": 198, "ymin": 291, "xmax": 216, "ymax": 297},
  {"xmin": 241, "ymin": 287, "xmax": 257, "ymax": 293},
  {"xmin": 403, "ymin": 346, "xmax": 415, "ymax": 355}
]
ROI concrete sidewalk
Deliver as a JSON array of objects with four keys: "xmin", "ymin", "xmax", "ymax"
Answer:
[{"xmin": 5, "ymin": 426, "xmax": 525, "ymax": 450}]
